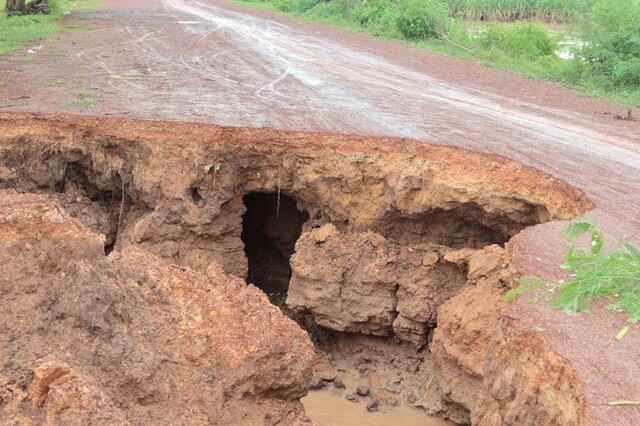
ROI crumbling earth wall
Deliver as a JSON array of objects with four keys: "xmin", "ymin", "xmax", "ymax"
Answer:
[
  {"xmin": 0, "ymin": 113, "xmax": 594, "ymax": 425},
  {"xmin": 0, "ymin": 190, "xmax": 314, "ymax": 425}
]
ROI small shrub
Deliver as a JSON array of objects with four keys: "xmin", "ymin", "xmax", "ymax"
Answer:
[
  {"xmin": 351, "ymin": 0, "xmax": 394, "ymax": 25},
  {"xmin": 273, "ymin": 0, "xmax": 321, "ymax": 13},
  {"xmin": 305, "ymin": 0, "xmax": 352, "ymax": 23},
  {"xmin": 395, "ymin": 0, "xmax": 452, "ymax": 41},
  {"xmin": 349, "ymin": 0, "xmax": 400, "ymax": 36},
  {"xmin": 478, "ymin": 21, "xmax": 557, "ymax": 59}
]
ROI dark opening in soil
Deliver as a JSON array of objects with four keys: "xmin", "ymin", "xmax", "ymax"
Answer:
[
  {"xmin": 59, "ymin": 162, "xmax": 126, "ymax": 255},
  {"xmin": 241, "ymin": 192, "xmax": 309, "ymax": 301}
]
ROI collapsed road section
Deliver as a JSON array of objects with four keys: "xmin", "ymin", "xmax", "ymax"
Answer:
[{"xmin": 0, "ymin": 112, "xmax": 593, "ymax": 424}]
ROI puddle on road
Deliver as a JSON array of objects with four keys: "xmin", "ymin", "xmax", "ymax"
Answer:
[{"xmin": 302, "ymin": 391, "xmax": 452, "ymax": 426}]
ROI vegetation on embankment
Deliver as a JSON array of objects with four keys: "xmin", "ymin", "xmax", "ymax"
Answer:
[
  {"xmin": 237, "ymin": 0, "xmax": 640, "ymax": 107},
  {"xmin": 445, "ymin": 0, "xmax": 595, "ymax": 23},
  {"xmin": 0, "ymin": 0, "xmax": 100, "ymax": 55}
]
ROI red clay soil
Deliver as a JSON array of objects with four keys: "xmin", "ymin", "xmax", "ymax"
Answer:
[{"xmin": 1, "ymin": 0, "xmax": 639, "ymax": 424}]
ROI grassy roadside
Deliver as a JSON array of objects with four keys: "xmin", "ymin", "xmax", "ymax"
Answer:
[
  {"xmin": 0, "ymin": 0, "xmax": 102, "ymax": 56},
  {"xmin": 233, "ymin": 0, "xmax": 640, "ymax": 108}
]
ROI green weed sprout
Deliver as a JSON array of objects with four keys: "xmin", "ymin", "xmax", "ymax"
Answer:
[{"xmin": 506, "ymin": 217, "xmax": 640, "ymax": 323}]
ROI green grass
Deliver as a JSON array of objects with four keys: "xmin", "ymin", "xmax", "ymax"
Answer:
[
  {"xmin": 47, "ymin": 48, "xmax": 68, "ymax": 56},
  {"xmin": 0, "ymin": 100, "xmax": 29, "ymax": 108},
  {"xmin": 72, "ymin": 98, "xmax": 93, "ymax": 106},
  {"xmin": 45, "ymin": 79, "xmax": 65, "ymax": 87},
  {"xmin": 0, "ymin": 3, "xmax": 61, "ymax": 55},
  {"xmin": 64, "ymin": 24, "xmax": 100, "ymax": 30},
  {"xmin": 506, "ymin": 218, "xmax": 640, "ymax": 323},
  {"xmin": 72, "ymin": 90, "xmax": 97, "ymax": 106},
  {"xmin": 0, "ymin": 0, "xmax": 103, "ymax": 56}
]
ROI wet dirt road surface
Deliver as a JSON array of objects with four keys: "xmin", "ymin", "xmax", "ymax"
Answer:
[
  {"xmin": 2, "ymin": 0, "xmax": 638, "ymax": 233},
  {"xmin": 1, "ymin": 0, "xmax": 639, "ymax": 423}
]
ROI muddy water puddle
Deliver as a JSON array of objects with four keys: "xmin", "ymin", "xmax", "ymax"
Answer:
[
  {"xmin": 302, "ymin": 391, "xmax": 451, "ymax": 426},
  {"xmin": 302, "ymin": 348, "xmax": 453, "ymax": 426}
]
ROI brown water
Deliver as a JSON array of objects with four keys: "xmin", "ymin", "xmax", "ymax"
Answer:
[
  {"xmin": 302, "ymin": 390, "xmax": 452, "ymax": 426},
  {"xmin": 302, "ymin": 350, "xmax": 453, "ymax": 426}
]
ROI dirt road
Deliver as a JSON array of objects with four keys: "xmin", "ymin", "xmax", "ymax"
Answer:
[
  {"xmin": 1, "ymin": 0, "xmax": 639, "ymax": 236},
  {"xmin": 1, "ymin": 0, "xmax": 639, "ymax": 423}
]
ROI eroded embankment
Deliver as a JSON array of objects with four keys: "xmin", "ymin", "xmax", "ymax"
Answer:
[{"xmin": 0, "ymin": 113, "xmax": 593, "ymax": 424}]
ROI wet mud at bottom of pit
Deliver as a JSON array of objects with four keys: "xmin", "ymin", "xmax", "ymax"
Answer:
[
  {"xmin": 299, "ymin": 340, "xmax": 455, "ymax": 426},
  {"xmin": 302, "ymin": 391, "xmax": 452, "ymax": 426}
]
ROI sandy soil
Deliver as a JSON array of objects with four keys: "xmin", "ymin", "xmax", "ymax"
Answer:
[{"xmin": 1, "ymin": 0, "xmax": 639, "ymax": 424}]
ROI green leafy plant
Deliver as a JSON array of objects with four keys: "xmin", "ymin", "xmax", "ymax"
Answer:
[
  {"xmin": 272, "ymin": 0, "xmax": 321, "ymax": 13},
  {"xmin": 506, "ymin": 218, "xmax": 640, "ymax": 323},
  {"xmin": 478, "ymin": 21, "xmax": 558, "ymax": 59},
  {"xmin": 581, "ymin": 0, "xmax": 640, "ymax": 88},
  {"xmin": 395, "ymin": 0, "xmax": 452, "ymax": 40},
  {"xmin": 350, "ymin": 0, "xmax": 400, "ymax": 36}
]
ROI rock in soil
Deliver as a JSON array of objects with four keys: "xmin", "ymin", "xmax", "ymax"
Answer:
[
  {"xmin": 345, "ymin": 393, "xmax": 358, "ymax": 402},
  {"xmin": 309, "ymin": 378, "xmax": 326, "ymax": 390},
  {"xmin": 356, "ymin": 386, "xmax": 370, "ymax": 397},
  {"xmin": 334, "ymin": 377, "xmax": 346, "ymax": 389},
  {"xmin": 367, "ymin": 398, "xmax": 380, "ymax": 412}
]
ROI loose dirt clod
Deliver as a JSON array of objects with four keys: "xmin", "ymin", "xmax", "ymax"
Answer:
[{"xmin": 0, "ymin": 113, "xmax": 595, "ymax": 425}]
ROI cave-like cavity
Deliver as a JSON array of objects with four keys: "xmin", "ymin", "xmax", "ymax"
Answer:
[{"xmin": 241, "ymin": 192, "xmax": 309, "ymax": 301}]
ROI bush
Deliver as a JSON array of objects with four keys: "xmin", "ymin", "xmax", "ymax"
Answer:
[
  {"xmin": 444, "ymin": 0, "xmax": 594, "ymax": 22},
  {"xmin": 395, "ymin": 0, "xmax": 452, "ymax": 40},
  {"xmin": 575, "ymin": 0, "xmax": 640, "ymax": 89},
  {"xmin": 351, "ymin": 0, "xmax": 396, "ymax": 26},
  {"xmin": 304, "ymin": 0, "xmax": 352, "ymax": 23},
  {"xmin": 272, "ymin": 0, "xmax": 321, "ymax": 13},
  {"xmin": 478, "ymin": 21, "xmax": 557, "ymax": 59}
]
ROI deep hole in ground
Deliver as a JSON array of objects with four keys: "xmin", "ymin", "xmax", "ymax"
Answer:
[
  {"xmin": 241, "ymin": 192, "xmax": 309, "ymax": 301},
  {"xmin": 0, "ymin": 114, "xmax": 594, "ymax": 426}
]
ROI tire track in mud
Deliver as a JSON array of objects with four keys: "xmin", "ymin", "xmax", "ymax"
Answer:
[
  {"xmin": 80, "ymin": 1, "xmax": 639, "ymax": 163},
  {"xmin": 162, "ymin": 0, "xmax": 640, "ymax": 165}
]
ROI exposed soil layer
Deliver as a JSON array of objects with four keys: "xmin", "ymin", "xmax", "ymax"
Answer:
[
  {"xmin": 0, "ymin": 113, "xmax": 590, "ymax": 274},
  {"xmin": 0, "ymin": 112, "xmax": 599, "ymax": 424},
  {"xmin": 0, "ymin": 189, "xmax": 314, "ymax": 425}
]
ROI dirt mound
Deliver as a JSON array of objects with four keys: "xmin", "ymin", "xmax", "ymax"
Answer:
[{"xmin": 0, "ymin": 190, "xmax": 313, "ymax": 425}]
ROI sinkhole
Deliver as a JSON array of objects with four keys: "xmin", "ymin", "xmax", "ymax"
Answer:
[
  {"xmin": 0, "ymin": 114, "xmax": 596, "ymax": 426},
  {"xmin": 241, "ymin": 192, "xmax": 309, "ymax": 301}
]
